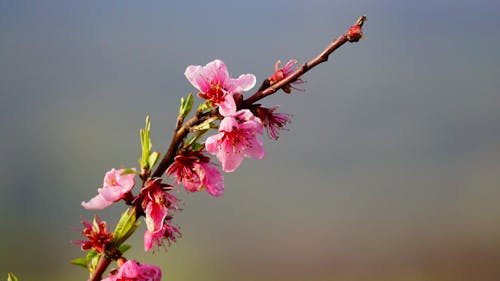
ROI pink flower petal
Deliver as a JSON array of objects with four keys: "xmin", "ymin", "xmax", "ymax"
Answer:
[
  {"xmin": 218, "ymin": 94, "xmax": 237, "ymax": 116},
  {"xmin": 218, "ymin": 140, "xmax": 244, "ymax": 172},
  {"xmin": 229, "ymin": 73, "xmax": 256, "ymax": 93},
  {"xmin": 243, "ymin": 137, "xmax": 265, "ymax": 159},
  {"xmin": 201, "ymin": 163, "xmax": 224, "ymax": 196},
  {"xmin": 102, "ymin": 260, "xmax": 162, "ymax": 281},
  {"xmin": 81, "ymin": 193, "xmax": 113, "ymax": 210},
  {"xmin": 218, "ymin": 115, "xmax": 238, "ymax": 132},
  {"xmin": 184, "ymin": 65, "xmax": 203, "ymax": 90},
  {"xmin": 145, "ymin": 201, "xmax": 167, "ymax": 233},
  {"xmin": 205, "ymin": 132, "xmax": 223, "ymax": 154}
]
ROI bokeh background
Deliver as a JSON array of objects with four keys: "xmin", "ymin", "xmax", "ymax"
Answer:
[{"xmin": 1, "ymin": 1, "xmax": 500, "ymax": 280}]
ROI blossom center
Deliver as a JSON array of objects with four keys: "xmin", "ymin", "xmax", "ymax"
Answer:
[
  {"xmin": 222, "ymin": 128, "xmax": 254, "ymax": 149},
  {"xmin": 206, "ymin": 81, "xmax": 226, "ymax": 104}
]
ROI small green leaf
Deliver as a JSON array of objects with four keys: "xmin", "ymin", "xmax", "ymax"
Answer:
[
  {"xmin": 148, "ymin": 151, "xmax": 160, "ymax": 169},
  {"xmin": 71, "ymin": 249, "xmax": 100, "ymax": 272},
  {"xmin": 197, "ymin": 100, "xmax": 211, "ymax": 112},
  {"xmin": 191, "ymin": 142, "xmax": 204, "ymax": 152},
  {"xmin": 193, "ymin": 117, "xmax": 218, "ymax": 131},
  {"xmin": 140, "ymin": 116, "xmax": 153, "ymax": 170},
  {"xmin": 118, "ymin": 244, "xmax": 132, "ymax": 254},
  {"xmin": 121, "ymin": 168, "xmax": 137, "ymax": 175},
  {"xmin": 86, "ymin": 249, "xmax": 100, "ymax": 273},
  {"xmin": 7, "ymin": 273, "xmax": 19, "ymax": 281},
  {"xmin": 110, "ymin": 208, "xmax": 141, "ymax": 248},
  {"xmin": 179, "ymin": 93, "xmax": 194, "ymax": 117},
  {"xmin": 70, "ymin": 257, "xmax": 89, "ymax": 269}
]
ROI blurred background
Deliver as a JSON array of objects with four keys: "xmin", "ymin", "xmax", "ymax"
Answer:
[{"xmin": 1, "ymin": 0, "xmax": 500, "ymax": 280}]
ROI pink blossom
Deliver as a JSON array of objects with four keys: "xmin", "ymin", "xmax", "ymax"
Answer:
[
  {"xmin": 101, "ymin": 260, "xmax": 161, "ymax": 281},
  {"xmin": 205, "ymin": 109, "xmax": 264, "ymax": 172},
  {"xmin": 268, "ymin": 59, "xmax": 304, "ymax": 93},
  {"xmin": 144, "ymin": 216, "xmax": 181, "ymax": 251},
  {"xmin": 142, "ymin": 179, "xmax": 169, "ymax": 234},
  {"xmin": 167, "ymin": 150, "xmax": 224, "ymax": 197},
  {"xmin": 140, "ymin": 179, "xmax": 181, "ymax": 251},
  {"xmin": 82, "ymin": 168, "xmax": 136, "ymax": 210},
  {"xmin": 185, "ymin": 59, "xmax": 256, "ymax": 116},
  {"xmin": 198, "ymin": 161, "xmax": 224, "ymax": 196},
  {"xmin": 255, "ymin": 106, "xmax": 292, "ymax": 140}
]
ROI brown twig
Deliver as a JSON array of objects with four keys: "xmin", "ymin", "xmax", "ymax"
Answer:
[
  {"xmin": 87, "ymin": 256, "xmax": 111, "ymax": 281},
  {"xmin": 151, "ymin": 110, "xmax": 215, "ymax": 178}
]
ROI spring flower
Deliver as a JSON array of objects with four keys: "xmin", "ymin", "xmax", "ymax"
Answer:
[
  {"xmin": 144, "ymin": 216, "xmax": 181, "ymax": 251},
  {"xmin": 140, "ymin": 178, "xmax": 180, "ymax": 251},
  {"xmin": 142, "ymin": 179, "xmax": 171, "ymax": 233},
  {"xmin": 74, "ymin": 215, "xmax": 113, "ymax": 254},
  {"xmin": 205, "ymin": 109, "xmax": 264, "ymax": 172},
  {"xmin": 268, "ymin": 59, "xmax": 304, "ymax": 93},
  {"xmin": 167, "ymin": 150, "xmax": 224, "ymax": 197},
  {"xmin": 185, "ymin": 59, "xmax": 256, "ymax": 115},
  {"xmin": 255, "ymin": 106, "xmax": 292, "ymax": 140},
  {"xmin": 102, "ymin": 259, "xmax": 162, "ymax": 281},
  {"xmin": 82, "ymin": 168, "xmax": 136, "ymax": 210}
]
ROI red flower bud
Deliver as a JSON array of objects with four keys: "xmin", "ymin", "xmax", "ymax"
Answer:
[{"xmin": 346, "ymin": 25, "xmax": 363, "ymax": 42}]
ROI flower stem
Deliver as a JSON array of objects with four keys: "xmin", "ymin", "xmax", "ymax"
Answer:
[{"xmin": 87, "ymin": 256, "xmax": 111, "ymax": 281}]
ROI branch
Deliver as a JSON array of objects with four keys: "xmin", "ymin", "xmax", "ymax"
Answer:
[
  {"xmin": 87, "ymin": 256, "xmax": 111, "ymax": 281},
  {"xmin": 243, "ymin": 15, "xmax": 366, "ymax": 106},
  {"xmin": 84, "ymin": 15, "xmax": 366, "ymax": 281},
  {"xmin": 151, "ymin": 111, "xmax": 215, "ymax": 178}
]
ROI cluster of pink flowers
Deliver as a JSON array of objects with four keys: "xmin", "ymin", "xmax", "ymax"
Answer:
[
  {"xmin": 166, "ymin": 59, "xmax": 296, "ymax": 197},
  {"xmin": 182, "ymin": 59, "xmax": 294, "ymax": 172},
  {"xmin": 79, "ymin": 59, "xmax": 298, "ymax": 280},
  {"xmin": 81, "ymin": 170, "xmax": 181, "ymax": 252}
]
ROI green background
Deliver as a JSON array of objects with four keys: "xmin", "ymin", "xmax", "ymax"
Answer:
[{"xmin": 1, "ymin": 1, "xmax": 500, "ymax": 280}]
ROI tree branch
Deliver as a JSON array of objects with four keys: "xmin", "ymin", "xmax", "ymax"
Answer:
[
  {"xmin": 85, "ymin": 15, "xmax": 366, "ymax": 281},
  {"xmin": 151, "ymin": 111, "xmax": 215, "ymax": 178},
  {"xmin": 87, "ymin": 256, "xmax": 111, "ymax": 281}
]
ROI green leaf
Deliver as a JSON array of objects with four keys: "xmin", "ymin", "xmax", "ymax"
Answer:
[
  {"xmin": 191, "ymin": 142, "xmax": 204, "ymax": 152},
  {"xmin": 197, "ymin": 100, "xmax": 211, "ymax": 112},
  {"xmin": 70, "ymin": 257, "xmax": 88, "ymax": 269},
  {"xmin": 179, "ymin": 93, "xmax": 194, "ymax": 117},
  {"xmin": 87, "ymin": 250, "xmax": 100, "ymax": 273},
  {"xmin": 148, "ymin": 151, "xmax": 160, "ymax": 169},
  {"xmin": 192, "ymin": 117, "xmax": 218, "ymax": 131},
  {"xmin": 71, "ymin": 249, "xmax": 100, "ymax": 272},
  {"xmin": 121, "ymin": 168, "xmax": 137, "ymax": 175},
  {"xmin": 110, "ymin": 208, "xmax": 141, "ymax": 248},
  {"xmin": 118, "ymin": 244, "xmax": 132, "ymax": 254},
  {"xmin": 140, "ymin": 116, "xmax": 153, "ymax": 170},
  {"xmin": 7, "ymin": 273, "xmax": 18, "ymax": 281}
]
